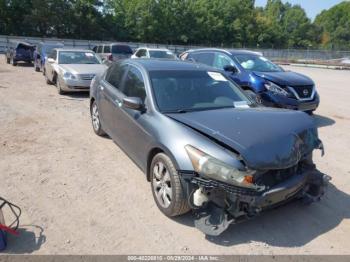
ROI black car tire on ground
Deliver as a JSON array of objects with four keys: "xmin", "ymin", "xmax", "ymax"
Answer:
[
  {"xmin": 150, "ymin": 153, "xmax": 190, "ymax": 217},
  {"xmin": 11, "ymin": 57, "xmax": 17, "ymax": 66},
  {"xmin": 90, "ymin": 100, "xmax": 106, "ymax": 136},
  {"xmin": 35, "ymin": 64, "xmax": 40, "ymax": 72},
  {"xmin": 6, "ymin": 56, "xmax": 10, "ymax": 64},
  {"xmin": 56, "ymin": 79, "xmax": 65, "ymax": 95},
  {"xmin": 45, "ymin": 70, "xmax": 52, "ymax": 85}
]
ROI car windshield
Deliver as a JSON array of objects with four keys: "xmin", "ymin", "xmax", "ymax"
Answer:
[
  {"xmin": 111, "ymin": 45, "xmax": 133, "ymax": 54},
  {"xmin": 58, "ymin": 51, "xmax": 101, "ymax": 64},
  {"xmin": 149, "ymin": 50, "xmax": 176, "ymax": 59},
  {"xmin": 234, "ymin": 54, "xmax": 283, "ymax": 72},
  {"xmin": 150, "ymin": 70, "xmax": 252, "ymax": 113}
]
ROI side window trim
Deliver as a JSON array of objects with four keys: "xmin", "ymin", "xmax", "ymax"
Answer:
[
  {"xmin": 121, "ymin": 64, "xmax": 147, "ymax": 102},
  {"xmin": 104, "ymin": 64, "xmax": 129, "ymax": 90}
]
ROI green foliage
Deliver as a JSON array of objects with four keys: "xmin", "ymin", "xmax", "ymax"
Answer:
[
  {"xmin": 0, "ymin": 0, "xmax": 349, "ymax": 49},
  {"xmin": 314, "ymin": 1, "xmax": 350, "ymax": 49}
]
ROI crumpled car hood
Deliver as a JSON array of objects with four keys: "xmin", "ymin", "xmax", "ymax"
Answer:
[
  {"xmin": 253, "ymin": 71, "xmax": 314, "ymax": 86},
  {"xmin": 167, "ymin": 108, "xmax": 319, "ymax": 170}
]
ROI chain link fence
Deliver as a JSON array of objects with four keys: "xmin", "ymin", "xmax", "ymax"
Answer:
[{"xmin": 1, "ymin": 35, "xmax": 350, "ymax": 62}]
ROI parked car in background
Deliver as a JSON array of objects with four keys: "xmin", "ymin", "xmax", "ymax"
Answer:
[
  {"xmin": 33, "ymin": 42, "xmax": 64, "ymax": 72},
  {"xmin": 93, "ymin": 43, "xmax": 133, "ymax": 62},
  {"xmin": 180, "ymin": 49, "xmax": 320, "ymax": 113},
  {"xmin": 131, "ymin": 47, "xmax": 177, "ymax": 59},
  {"xmin": 5, "ymin": 41, "xmax": 35, "ymax": 66},
  {"xmin": 90, "ymin": 59, "xmax": 329, "ymax": 236},
  {"xmin": 44, "ymin": 48, "xmax": 107, "ymax": 94}
]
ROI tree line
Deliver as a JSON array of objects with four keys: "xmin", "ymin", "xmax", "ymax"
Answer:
[{"xmin": 0, "ymin": 0, "xmax": 349, "ymax": 50}]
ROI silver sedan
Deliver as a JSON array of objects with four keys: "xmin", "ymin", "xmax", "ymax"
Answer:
[{"xmin": 44, "ymin": 48, "xmax": 107, "ymax": 94}]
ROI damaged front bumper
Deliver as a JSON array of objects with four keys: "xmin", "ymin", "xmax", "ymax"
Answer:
[{"xmin": 180, "ymin": 169, "xmax": 331, "ymax": 236}]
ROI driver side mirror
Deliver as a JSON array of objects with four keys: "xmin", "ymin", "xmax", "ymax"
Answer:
[
  {"xmin": 122, "ymin": 97, "xmax": 145, "ymax": 111},
  {"xmin": 224, "ymin": 65, "xmax": 238, "ymax": 74},
  {"xmin": 47, "ymin": 58, "xmax": 55, "ymax": 63}
]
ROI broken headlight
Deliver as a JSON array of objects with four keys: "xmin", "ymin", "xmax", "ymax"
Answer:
[
  {"xmin": 264, "ymin": 81, "xmax": 289, "ymax": 96},
  {"xmin": 185, "ymin": 145, "xmax": 263, "ymax": 190}
]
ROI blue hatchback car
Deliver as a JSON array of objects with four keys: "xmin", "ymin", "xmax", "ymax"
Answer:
[
  {"xmin": 33, "ymin": 42, "xmax": 64, "ymax": 72},
  {"xmin": 180, "ymin": 48, "xmax": 319, "ymax": 113}
]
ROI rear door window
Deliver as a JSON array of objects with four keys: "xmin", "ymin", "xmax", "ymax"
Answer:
[
  {"xmin": 97, "ymin": 45, "xmax": 103, "ymax": 53},
  {"xmin": 179, "ymin": 52, "xmax": 188, "ymax": 60},
  {"xmin": 112, "ymin": 45, "xmax": 133, "ymax": 54},
  {"xmin": 136, "ymin": 49, "xmax": 147, "ymax": 58},
  {"xmin": 190, "ymin": 52, "xmax": 215, "ymax": 66},
  {"xmin": 104, "ymin": 45, "xmax": 111, "ymax": 53}
]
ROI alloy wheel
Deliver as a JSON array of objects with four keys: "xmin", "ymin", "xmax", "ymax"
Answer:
[
  {"xmin": 91, "ymin": 103, "xmax": 100, "ymax": 132},
  {"xmin": 152, "ymin": 161, "xmax": 172, "ymax": 208}
]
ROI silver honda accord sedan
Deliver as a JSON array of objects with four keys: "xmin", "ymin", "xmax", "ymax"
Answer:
[
  {"xmin": 89, "ymin": 59, "xmax": 330, "ymax": 236},
  {"xmin": 44, "ymin": 48, "xmax": 107, "ymax": 94}
]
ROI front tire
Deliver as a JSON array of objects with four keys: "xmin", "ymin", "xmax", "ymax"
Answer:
[
  {"xmin": 151, "ymin": 153, "xmax": 190, "ymax": 217},
  {"xmin": 45, "ymin": 70, "xmax": 52, "ymax": 85},
  {"xmin": 56, "ymin": 79, "xmax": 65, "ymax": 95},
  {"xmin": 6, "ymin": 56, "xmax": 10, "ymax": 64},
  {"xmin": 90, "ymin": 100, "xmax": 106, "ymax": 136}
]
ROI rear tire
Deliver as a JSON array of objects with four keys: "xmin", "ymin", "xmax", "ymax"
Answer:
[
  {"xmin": 90, "ymin": 100, "xmax": 106, "ymax": 136},
  {"xmin": 35, "ymin": 63, "xmax": 40, "ymax": 72},
  {"xmin": 6, "ymin": 56, "xmax": 10, "ymax": 64},
  {"xmin": 11, "ymin": 57, "xmax": 17, "ymax": 66},
  {"xmin": 150, "ymin": 153, "xmax": 190, "ymax": 217}
]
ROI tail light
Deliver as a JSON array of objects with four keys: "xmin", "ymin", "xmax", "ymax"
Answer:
[{"xmin": 107, "ymin": 54, "xmax": 113, "ymax": 61}]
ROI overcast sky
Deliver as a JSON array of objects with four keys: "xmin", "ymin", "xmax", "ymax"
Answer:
[{"xmin": 255, "ymin": 0, "xmax": 347, "ymax": 20}]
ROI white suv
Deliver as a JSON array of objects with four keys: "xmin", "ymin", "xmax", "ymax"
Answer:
[{"xmin": 131, "ymin": 47, "xmax": 177, "ymax": 59}]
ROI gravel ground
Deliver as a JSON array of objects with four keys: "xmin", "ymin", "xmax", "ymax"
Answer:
[{"xmin": 0, "ymin": 56, "xmax": 349, "ymax": 255}]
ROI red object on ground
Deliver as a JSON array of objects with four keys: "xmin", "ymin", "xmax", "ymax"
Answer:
[{"xmin": 0, "ymin": 224, "xmax": 18, "ymax": 236}]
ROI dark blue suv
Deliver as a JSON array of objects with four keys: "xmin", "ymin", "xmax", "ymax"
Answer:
[
  {"xmin": 5, "ymin": 41, "xmax": 35, "ymax": 66},
  {"xmin": 180, "ymin": 49, "xmax": 319, "ymax": 113},
  {"xmin": 33, "ymin": 42, "xmax": 64, "ymax": 72}
]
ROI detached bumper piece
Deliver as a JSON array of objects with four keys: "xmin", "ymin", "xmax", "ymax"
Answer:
[{"xmin": 181, "ymin": 170, "xmax": 331, "ymax": 236}]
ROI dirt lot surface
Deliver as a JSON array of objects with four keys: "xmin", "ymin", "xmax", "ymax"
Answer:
[{"xmin": 0, "ymin": 55, "xmax": 349, "ymax": 254}]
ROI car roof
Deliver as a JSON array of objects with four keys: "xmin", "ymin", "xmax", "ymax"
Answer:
[
  {"xmin": 40, "ymin": 42, "xmax": 64, "ymax": 47},
  {"xmin": 103, "ymin": 43, "xmax": 131, "ymax": 46},
  {"xmin": 55, "ymin": 48, "xmax": 94, "ymax": 52},
  {"xmin": 137, "ymin": 47, "xmax": 172, "ymax": 52},
  {"xmin": 9, "ymin": 41, "xmax": 35, "ymax": 47},
  {"xmin": 124, "ymin": 58, "xmax": 218, "ymax": 72},
  {"xmin": 187, "ymin": 48, "xmax": 261, "ymax": 56}
]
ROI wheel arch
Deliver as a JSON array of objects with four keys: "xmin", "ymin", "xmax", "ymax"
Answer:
[{"xmin": 146, "ymin": 146, "xmax": 180, "ymax": 182}]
